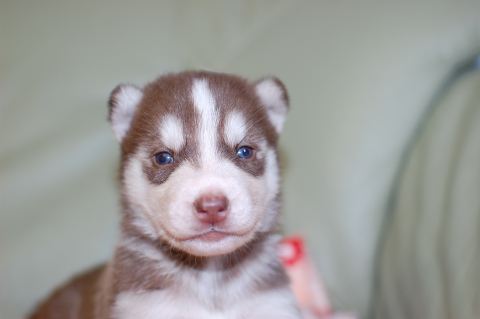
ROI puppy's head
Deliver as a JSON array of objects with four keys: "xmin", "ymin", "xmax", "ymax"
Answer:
[{"xmin": 109, "ymin": 71, "xmax": 288, "ymax": 257}]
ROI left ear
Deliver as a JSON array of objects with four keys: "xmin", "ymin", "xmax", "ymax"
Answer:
[
  {"xmin": 108, "ymin": 84, "xmax": 143, "ymax": 143},
  {"xmin": 255, "ymin": 77, "xmax": 289, "ymax": 134}
]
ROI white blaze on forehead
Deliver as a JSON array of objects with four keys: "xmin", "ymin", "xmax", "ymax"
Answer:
[
  {"xmin": 192, "ymin": 79, "xmax": 218, "ymax": 163},
  {"xmin": 160, "ymin": 114, "xmax": 185, "ymax": 151},
  {"xmin": 224, "ymin": 111, "xmax": 247, "ymax": 147}
]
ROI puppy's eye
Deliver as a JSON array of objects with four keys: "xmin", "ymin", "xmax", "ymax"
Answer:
[
  {"xmin": 155, "ymin": 152, "xmax": 174, "ymax": 164},
  {"xmin": 236, "ymin": 146, "xmax": 253, "ymax": 159}
]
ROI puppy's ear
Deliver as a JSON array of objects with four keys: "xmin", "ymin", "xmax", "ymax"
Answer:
[
  {"xmin": 108, "ymin": 84, "xmax": 143, "ymax": 143},
  {"xmin": 255, "ymin": 77, "xmax": 289, "ymax": 134}
]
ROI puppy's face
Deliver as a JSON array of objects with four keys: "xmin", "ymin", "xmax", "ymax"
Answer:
[{"xmin": 109, "ymin": 72, "xmax": 288, "ymax": 257}]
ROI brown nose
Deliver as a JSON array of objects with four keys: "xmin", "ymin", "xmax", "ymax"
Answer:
[{"xmin": 194, "ymin": 194, "xmax": 228, "ymax": 225}]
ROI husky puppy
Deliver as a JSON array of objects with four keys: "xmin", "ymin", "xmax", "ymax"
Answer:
[{"xmin": 30, "ymin": 71, "xmax": 300, "ymax": 319}]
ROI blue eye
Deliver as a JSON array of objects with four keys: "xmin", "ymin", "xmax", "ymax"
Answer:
[
  {"xmin": 237, "ymin": 146, "xmax": 253, "ymax": 159},
  {"xmin": 155, "ymin": 152, "xmax": 174, "ymax": 164}
]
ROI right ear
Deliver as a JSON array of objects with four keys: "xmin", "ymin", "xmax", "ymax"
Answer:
[
  {"xmin": 254, "ymin": 77, "xmax": 289, "ymax": 134},
  {"xmin": 108, "ymin": 84, "xmax": 143, "ymax": 143}
]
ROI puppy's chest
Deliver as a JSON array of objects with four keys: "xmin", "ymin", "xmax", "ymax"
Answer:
[{"xmin": 112, "ymin": 278, "xmax": 299, "ymax": 319}]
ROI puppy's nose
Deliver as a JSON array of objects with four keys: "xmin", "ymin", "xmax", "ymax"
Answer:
[{"xmin": 194, "ymin": 194, "xmax": 228, "ymax": 224}]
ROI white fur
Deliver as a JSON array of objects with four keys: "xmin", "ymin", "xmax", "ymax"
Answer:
[
  {"xmin": 123, "ymin": 154, "xmax": 266, "ymax": 256},
  {"xmin": 255, "ymin": 79, "xmax": 288, "ymax": 134},
  {"xmin": 122, "ymin": 151, "xmax": 159, "ymax": 241},
  {"xmin": 160, "ymin": 114, "xmax": 185, "ymax": 151},
  {"xmin": 192, "ymin": 79, "xmax": 219, "ymax": 164},
  {"xmin": 114, "ymin": 285, "xmax": 298, "ymax": 319},
  {"xmin": 224, "ymin": 111, "xmax": 247, "ymax": 147},
  {"xmin": 111, "ymin": 85, "xmax": 143, "ymax": 142},
  {"xmin": 259, "ymin": 148, "xmax": 281, "ymax": 232},
  {"xmin": 120, "ymin": 237, "xmax": 166, "ymax": 263}
]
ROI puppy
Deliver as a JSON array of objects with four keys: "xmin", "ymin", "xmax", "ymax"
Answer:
[{"xmin": 29, "ymin": 71, "xmax": 300, "ymax": 319}]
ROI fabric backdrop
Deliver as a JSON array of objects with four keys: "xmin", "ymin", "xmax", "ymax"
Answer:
[{"xmin": 1, "ymin": 1, "xmax": 479, "ymax": 318}]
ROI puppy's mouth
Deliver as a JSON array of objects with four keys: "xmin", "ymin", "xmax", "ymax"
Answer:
[
  {"xmin": 185, "ymin": 230, "xmax": 238, "ymax": 242},
  {"xmin": 165, "ymin": 228, "xmax": 257, "ymax": 257}
]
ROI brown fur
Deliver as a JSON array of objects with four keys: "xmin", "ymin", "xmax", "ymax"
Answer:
[{"xmin": 29, "ymin": 266, "xmax": 104, "ymax": 319}]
